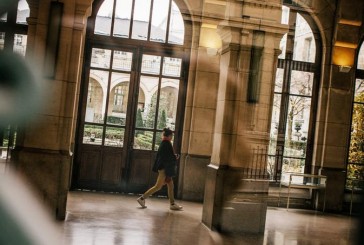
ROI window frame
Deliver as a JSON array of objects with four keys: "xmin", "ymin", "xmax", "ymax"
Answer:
[
  {"xmin": 0, "ymin": 1, "xmax": 29, "ymax": 161},
  {"xmin": 346, "ymin": 41, "xmax": 364, "ymax": 190},
  {"xmin": 78, "ymin": 0, "xmax": 189, "ymax": 153},
  {"xmin": 0, "ymin": 0, "xmax": 28, "ymax": 52},
  {"xmin": 268, "ymin": 7, "xmax": 322, "ymax": 181}
]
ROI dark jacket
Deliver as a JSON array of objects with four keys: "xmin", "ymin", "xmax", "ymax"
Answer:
[{"xmin": 152, "ymin": 140, "xmax": 177, "ymax": 177}]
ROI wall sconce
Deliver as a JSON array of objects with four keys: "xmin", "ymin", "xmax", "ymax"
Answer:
[
  {"xmin": 332, "ymin": 45, "xmax": 355, "ymax": 73},
  {"xmin": 200, "ymin": 24, "xmax": 222, "ymax": 57},
  {"xmin": 339, "ymin": 65, "xmax": 351, "ymax": 73}
]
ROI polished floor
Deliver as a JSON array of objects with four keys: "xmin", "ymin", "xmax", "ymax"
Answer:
[{"xmin": 62, "ymin": 191, "xmax": 359, "ymax": 245}]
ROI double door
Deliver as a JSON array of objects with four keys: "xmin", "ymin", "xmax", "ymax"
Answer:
[{"xmin": 73, "ymin": 44, "xmax": 186, "ymax": 193}]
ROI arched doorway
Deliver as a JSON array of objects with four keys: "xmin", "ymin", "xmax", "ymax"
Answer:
[{"xmin": 72, "ymin": 0, "xmax": 190, "ymax": 193}]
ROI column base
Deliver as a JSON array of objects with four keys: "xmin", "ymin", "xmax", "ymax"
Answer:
[
  {"xmin": 202, "ymin": 164, "xmax": 269, "ymax": 233},
  {"xmin": 11, "ymin": 147, "xmax": 71, "ymax": 220},
  {"xmin": 319, "ymin": 167, "xmax": 346, "ymax": 212}
]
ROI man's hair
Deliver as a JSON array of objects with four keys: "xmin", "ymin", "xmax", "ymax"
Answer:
[{"xmin": 163, "ymin": 128, "xmax": 173, "ymax": 137}]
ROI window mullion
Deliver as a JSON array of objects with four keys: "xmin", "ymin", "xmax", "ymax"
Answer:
[
  {"xmin": 147, "ymin": 0, "xmax": 154, "ymax": 41},
  {"xmin": 102, "ymin": 50, "xmax": 115, "ymax": 145},
  {"xmin": 110, "ymin": 0, "xmax": 117, "ymax": 37},
  {"xmin": 165, "ymin": 0, "xmax": 172, "ymax": 44},
  {"xmin": 129, "ymin": 0, "xmax": 137, "ymax": 39}
]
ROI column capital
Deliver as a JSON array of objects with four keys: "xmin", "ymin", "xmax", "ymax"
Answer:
[{"xmin": 73, "ymin": 1, "xmax": 92, "ymax": 31}]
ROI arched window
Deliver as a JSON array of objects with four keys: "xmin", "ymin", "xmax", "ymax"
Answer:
[
  {"xmin": 74, "ymin": 0, "xmax": 189, "ymax": 192},
  {"xmin": 347, "ymin": 42, "xmax": 364, "ymax": 189},
  {"xmin": 267, "ymin": 5, "xmax": 321, "ymax": 181},
  {"xmin": 94, "ymin": 0, "xmax": 184, "ymax": 44}
]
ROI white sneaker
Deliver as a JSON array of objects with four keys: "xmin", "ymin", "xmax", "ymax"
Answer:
[
  {"xmin": 170, "ymin": 203, "xmax": 183, "ymax": 211},
  {"xmin": 137, "ymin": 196, "xmax": 146, "ymax": 208}
]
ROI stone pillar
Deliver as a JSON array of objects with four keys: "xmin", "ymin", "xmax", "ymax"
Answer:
[
  {"xmin": 11, "ymin": 0, "xmax": 92, "ymax": 220},
  {"xmin": 201, "ymin": 25, "xmax": 242, "ymax": 229},
  {"xmin": 201, "ymin": 0, "xmax": 283, "ymax": 233},
  {"xmin": 179, "ymin": 5, "xmax": 221, "ymax": 201},
  {"xmin": 313, "ymin": 0, "xmax": 362, "ymax": 211},
  {"xmin": 201, "ymin": 37, "xmax": 272, "ymax": 232}
]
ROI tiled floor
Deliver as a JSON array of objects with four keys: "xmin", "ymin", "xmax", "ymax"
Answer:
[{"xmin": 62, "ymin": 191, "xmax": 360, "ymax": 245}]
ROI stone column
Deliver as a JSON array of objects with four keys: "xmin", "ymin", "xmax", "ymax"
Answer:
[
  {"xmin": 201, "ymin": 27, "xmax": 269, "ymax": 233},
  {"xmin": 11, "ymin": 0, "xmax": 92, "ymax": 220},
  {"xmin": 201, "ymin": 0, "xmax": 284, "ymax": 233},
  {"xmin": 178, "ymin": 4, "xmax": 222, "ymax": 201},
  {"xmin": 313, "ymin": 0, "xmax": 362, "ymax": 211},
  {"xmin": 202, "ymin": 38, "xmax": 242, "ymax": 231}
]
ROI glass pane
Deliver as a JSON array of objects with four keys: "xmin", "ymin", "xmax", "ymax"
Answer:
[
  {"xmin": 0, "ymin": 13, "xmax": 6, "ymax": 22},
  {"xmin": 113, "ymin": 0, "xmax": 132, "ymax": 38},
  {"xmin": 349, "ymin": 104, "xmax": 364, "ymax": 164},
  {"xmin": 267, "ymin": 156, "xmax": 277, "ymax": 181},
  {"xmin": 278, "ymin": 34, "xmax": 287, "ymax": 59},
  {"xmin": 274, "ymin": 68, "xmax": 284, "ymax": 93},
  {"xmin": 150, "ymin": 0, "xmax": 170, "ymax": 43},
  {"xmin": 282, "ymin": 157, "xmax": 305, "ymax": 173},
  {"xmin": 134, "ymin": 130, "xmax": 154, "ymax": 150},
  {"xmin": 281, "ymin": 6, "xmax": 289, "ymax": 25},
  {"xmin": 290, "ymin": 70, "xmax": 314, "ymax": 96},
  {"xmin": 107, "ymin": 73, "xmax": 130, "ymax": 126},
  {"xmin": 162, "ymin": 57, "xmax": 182, "ymax": 77},
  {"xmin": 293, "ymin": 13, "xmax": 316, "ymax": 63},
  {"xmin": 141, "ymin": 54, "xmax": 161, "ymax": 74},
  {"xmin": 358, "ymin": 43, "xmax": 364, "ymax": 70},
  {"xmin": 354, "ymin": 79, "xmax": 364, "ymax": 103},
  {"xmin": 83, "ymin": 124, "xmax": 103, "ymax": 145},
  {"xmin": 284, "ymin": 96, "xmax": 311, "ymax": 158},
  {"xmin": 94, "ymin": 0, "xmax": 114, "ymax": 36},
  {"xmin": 16, "ymin": 0, "xmax": 29, "ymax": 24},
  {"xmin": 157, "ymin": 78, "xmax": 179, "ymax": 130},
  {"xmin": 137, "ymin": 76, "xmax": 159, "ymax": 129},
  {"xmin": 0, "ymin": 32, "xmax": 5, "ymax": 50},
  {"xmin": 91, "ymin": 48, "xmax": 112, "ymax": 69},
  {"xmin": 132, "ymin": 0, "xmax": 152, "ymax": 40},
  {"xmin": 13, "ymin": 34, "xmax": 27, "ymax": 56},
  {"xmin": 1, "ymin": 126, "xmax": 10, "ymax": 148},
  {"xmin": 135, "ymin": 88, "xmax": 146, "ymax": 128},
  {"xmin": 105, "ymin": 127, "xmax": 124, "ymax": 147},
  {"xmin": 168, "ymin": 1, "xmax": 184, "ymax": 45},
  {"xmin": 85, "ymin": 70, "xmax": 109, "ymax": 123},
  {"xmin": 346, "ymin": 165, "xmax": 364, "ymax": 189},
  {"xmin": 268, "ymin": 94, "xmax": 282, "ymax": 155},
  {"xmin": 112, "ymin": 50, "xmax": 133, "ymax": 71}
]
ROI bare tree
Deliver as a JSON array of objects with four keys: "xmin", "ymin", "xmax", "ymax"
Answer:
[{"xmin": 286, "ymin": 72, "xmax": 312, "ymax": 146}]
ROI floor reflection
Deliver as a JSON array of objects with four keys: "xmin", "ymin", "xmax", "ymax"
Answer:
[{"xmin": 62, "ymin": 191, "xmax": 358, "ymax": 245}]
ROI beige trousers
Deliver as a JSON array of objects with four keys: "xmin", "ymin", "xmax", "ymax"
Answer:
[{"xmin": 143, "ymin": 169, "xmax": 175, "ymax": 204}]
